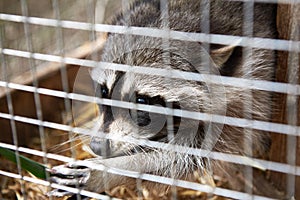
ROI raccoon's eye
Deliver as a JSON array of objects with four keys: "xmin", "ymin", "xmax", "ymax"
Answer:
[
  {"xmin": 129, "ymin": 95, "xmax": 151, "ymax": 127},
  {"xmin": 136, "ymin": 96, "xmax": 149, "ymax": 104},
  {"xmin": 100, "ymin": 85, "xmax": 109, "ymax": 98}
]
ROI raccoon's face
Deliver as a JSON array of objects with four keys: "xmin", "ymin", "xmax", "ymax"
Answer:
[{"xmin": 89, "ymin": 35, "xmax": 232, "ymax": 158}]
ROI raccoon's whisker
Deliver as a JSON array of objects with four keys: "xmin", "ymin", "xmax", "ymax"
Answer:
[
  {"xmin": 126, "ymin": 145, "xmax": 137, "ymax": 156},
  {"xmin": 137, "ymin": 145, "xmax": 148, "ymax": 154},
  {"xmin": 49, "ymin": 138, "xmax": 79, "ymax": 151},
  {"xmin": 49, "ymin": 134, "xmax": 91, "ymax": 154},
  {"xmin": 50, "ymin": 142, "xmax": 83, "ymax": 154}
]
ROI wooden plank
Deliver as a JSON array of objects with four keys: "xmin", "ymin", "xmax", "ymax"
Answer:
[{"xmin": 269, "ymin": 3, "xmax": 300, "ymax": 199}]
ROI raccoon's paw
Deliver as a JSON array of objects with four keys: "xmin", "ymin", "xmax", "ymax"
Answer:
[{"xmin": 48, "ymin": 161, "xmax": 91, "ymax": 197}]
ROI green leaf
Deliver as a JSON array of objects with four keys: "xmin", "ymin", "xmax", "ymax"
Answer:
[{"xmin": 0, "ymin": 146, "xmax": 48, "ymax": 180}]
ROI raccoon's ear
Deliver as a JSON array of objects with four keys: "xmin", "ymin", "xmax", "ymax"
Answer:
[{"xmin": 210, "ymin": 45, "xmax": 236, "ymax": 67}]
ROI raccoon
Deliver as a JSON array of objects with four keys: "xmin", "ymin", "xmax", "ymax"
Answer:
[{"xmin": 50, "ymin": 0, "xmax": 277, "ymax": 197}]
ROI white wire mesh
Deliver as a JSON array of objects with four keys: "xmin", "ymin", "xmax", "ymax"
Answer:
[{"xmin": 0, "ymin": 0, "xmax": 299, "ymax": 200}]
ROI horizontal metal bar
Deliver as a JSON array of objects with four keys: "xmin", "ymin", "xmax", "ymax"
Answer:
[{"xmin": 0, "ymin": 14, "xmax": 299, "ymax": 52}]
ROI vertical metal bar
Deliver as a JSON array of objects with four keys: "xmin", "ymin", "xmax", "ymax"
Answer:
[
  {"xmin": 0, "ymin": 21, "xmax": 27, "ymax": 200},
  {"xmin": 51, "ymin": 0, "xmax": 76, "ymax": 166},
  {"xmin": 20, "ymin": 0, "xmax": 50, "ymax": 199},
  {"xmin": 119, "ymin": 0, "xmax": 144, "ymax": 197},
  {"xmin": 199, "ymin": 1, "xmax": 214, "ymax": 198},
  {"xmin": 242, "ymin": 0, "xmax": 254, "ymax": 197},
  {"xmin": 159, "ymin": 0, "xmax": 178, "ymax": 198},
  {"xmin": 87, "ymin": 0, "xmax": 98, "ymax": 61},
  {"xmin": 51, "ymin": 1, "xmax": 80, "ymax": 199},
  {"xmin": 200, "ymin": 0, "xmax": 210, "ymax": 43},
  {"xmin": 160, "ymin": 0, "xmax": 172, "ymax": 141}
]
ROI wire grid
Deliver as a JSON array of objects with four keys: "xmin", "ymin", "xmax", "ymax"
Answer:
[{"xmin": 0, "ymin": 0, "xmax": 299, "ymax": 199}]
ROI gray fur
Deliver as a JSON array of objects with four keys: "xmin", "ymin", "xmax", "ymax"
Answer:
[{"xmin": 51, "ymin": 0, "xmax": 277, "ymax": 196}]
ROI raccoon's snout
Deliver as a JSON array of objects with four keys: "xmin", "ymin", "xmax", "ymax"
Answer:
[
  {"xmin": 90, "ymin": 137, "xmax": 111, "ymax": 157},
  {"xmin": 90, "ymin": 137, "xmax": 145, "ymax": 158}
]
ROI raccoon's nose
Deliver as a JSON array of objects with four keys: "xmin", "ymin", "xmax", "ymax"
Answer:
[{"xmin": 90, "ymin": 137, "xmax": 111, "ymax": 157}]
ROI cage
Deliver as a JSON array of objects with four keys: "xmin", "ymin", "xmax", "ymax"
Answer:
[{"xmin": 0, "ymin": 0, "xmax": 299, "ymax": 199}]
